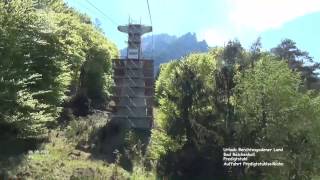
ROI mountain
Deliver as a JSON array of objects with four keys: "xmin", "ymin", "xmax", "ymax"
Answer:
[{"xmin": 121, "ymin": 33, "xmax": 209, "ymax": 72}]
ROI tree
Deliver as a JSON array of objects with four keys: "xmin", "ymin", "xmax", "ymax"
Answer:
[
  {"xmin": 214, "ymin": 40, "xmax": 245, "ymax": 140},
  {"xmin": 271, "ymin": 39, "xmax": 320, "ymax": 89},
  {"xmin": 0, "ymin": 0, "xmax": 117, "ymax": 136},
  {"xmin": 249, "ymin": 37, "xmax": 262, "ymax": 67},
  {"xmin": 153, "ymin": 45, "xmax": 320, "ymax": 179},
  {"xmin": 222, "ymin": 39, "xmax": 244, "ymax": 65},
  {"xmin": 153, "ymin": 54, "xmax": 232, "ymax": 179},
  {"xmin": 233, "ymin": 55, "xmax": 320, "ymax": 179},
  {"xmin": 156, "ymin": 54, "xmax": 218, "ymax": 146},
  {"xmin": 0, "ymin": 0, "xmax": 72, "ymax": 136}
]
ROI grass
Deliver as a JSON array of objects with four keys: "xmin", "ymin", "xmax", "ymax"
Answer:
[
  {"xmin": 11, "ymin": 130, "xmax": 129, "ymax": 179},
  {"xmin": 0, "ymin": 112, "xmax": 157, "ymax": 179}
]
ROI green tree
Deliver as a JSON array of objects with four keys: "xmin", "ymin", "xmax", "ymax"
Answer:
[
  {"xmin": 0, "ymin": 0, "xmax": 72, "ymax": 136},
  {"xmin": 156, "ymin": 54, "xmax": 218, "ymax": 146},
  {"xmin": 249, "ymin": 37, "xmax": 262, "ymax": 68},
  {"xmin": 0, "ymin": 0, "xmax": 117, "ymax": 136},
  {"xmin": 153, "ymin": 54, "xmax": 232, "ymax": 179},
  {"xmin": 271, "ymin": 39, "xmax": 320, "ymax": 89},
  {"xmin": 153, "ymin": 46, "xmax": 320, "ymax": 179},
  {"xmin": 233, "ymin": 55, "xmax": 320, "ymax": 179}
]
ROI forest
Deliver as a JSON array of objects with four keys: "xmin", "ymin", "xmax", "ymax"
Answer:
[{"xmin": 0, "ymin": 0, "xmax": 320, "ymax": 179}]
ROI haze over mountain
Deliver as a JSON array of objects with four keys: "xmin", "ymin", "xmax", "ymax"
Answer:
[{"xmin": 121, "ymin": 33, "xmax": 209, "ymax": 71}]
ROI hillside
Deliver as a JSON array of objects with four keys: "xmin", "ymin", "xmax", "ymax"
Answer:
[{"xmin": 1, "ymin": 0, "xmax": 320, "ymax": 180}]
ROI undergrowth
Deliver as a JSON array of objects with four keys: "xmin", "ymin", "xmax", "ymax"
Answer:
[{"xmin": 0, "ymin": 112, "xmax": 157, "ymax": 179}]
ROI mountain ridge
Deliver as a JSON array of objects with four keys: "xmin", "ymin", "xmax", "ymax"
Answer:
[{"xmin": 121, "ymin": 32, "xmax": 209, "ymax": 71}]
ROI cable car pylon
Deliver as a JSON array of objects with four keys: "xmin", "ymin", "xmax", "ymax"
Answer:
[{"xmin": 111, "ymin": 21, "xmax": 154, "ymax": 129}]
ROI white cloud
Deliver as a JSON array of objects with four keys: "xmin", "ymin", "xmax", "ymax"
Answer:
[
  {"xmin": 198, "ymin": 0, "xmax": 320, "ymax": 47},
  {"xmin": 198, "ymin": 28, "xmax": 232, "ymax": 46},
  {"xmin": 228, "ymin": 0, "xmax": 320, "ymax": 31},
  {"xmin": 198, "ymin": 27, "xmax": 261, "ymax": 47}
]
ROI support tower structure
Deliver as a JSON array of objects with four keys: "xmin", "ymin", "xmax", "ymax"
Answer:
[{"xmin": 111, "ymin": 23, "xmax": 154, "ymax": 129}]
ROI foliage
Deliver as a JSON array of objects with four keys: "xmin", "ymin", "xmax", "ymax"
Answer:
[
  {"xmin": 1, "ymin": 1, "xmax": 319, "ymax": 178},
  {"xmin": 249, "ymin": 37, "xmax": 262, "ymax": 67},
  {"xmin": 65, "ymin": 112, "xmax": 109, "ymax": 144},
  {"xmin": 0, "ymin": 0, "xmax": 71, "ymax": 136},
  {"xmin": 271, "ymin": 38, "xmax": 320, "ymax": 89},
  {"xmin": 147, "ymin": 129, "xmax": 182, "ymax": 161},
  {"xmin": 153, "ymin": 41, "xmax": 320, "ymax": 179},
  {"xmin": 6, "ymin": 129, "xmax": 129, "ymax": 179},
  {"xmin": 130, "ymin": 165, "xmax": 156, "ymax": 180},
  {"xmin": 153, "ymin": 53, "xmax": 231, "ymax": 179},
  {"xmin": 124, "ymin": 131, "xmax": 157, "ymax": 180},
  {"xmin": 155, "ymin": 53, "xmax": 219, "ymax": 147},
  {"xmin": 0, "ymin": 0, "xmax": 117, "ymax": 137},
  {"xmin": 233, "ymin": 56, "xmax": 320, "ymax": 179}
]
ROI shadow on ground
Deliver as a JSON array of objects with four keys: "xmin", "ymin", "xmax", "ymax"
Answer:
[
  {"xmin": 0, "ymin": 134, "xmax": 44, "ymax": 179},
  {"xmin": 86, "ymin": 120, "xmax": 151, "ymax": 172}
]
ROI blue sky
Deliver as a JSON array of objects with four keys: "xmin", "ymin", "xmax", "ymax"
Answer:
[{"xmin": 65, "ymin": 0, "xmax": 320, "ymax": 61}]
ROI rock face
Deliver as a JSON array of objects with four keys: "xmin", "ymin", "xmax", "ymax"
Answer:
[
  {"xmin": 121, "ymin": 33, "xmax": 209, "ymax": 72},
  {"xmin": 68, "ymin": 149, "xmax": 91, "ymax": 160}
]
